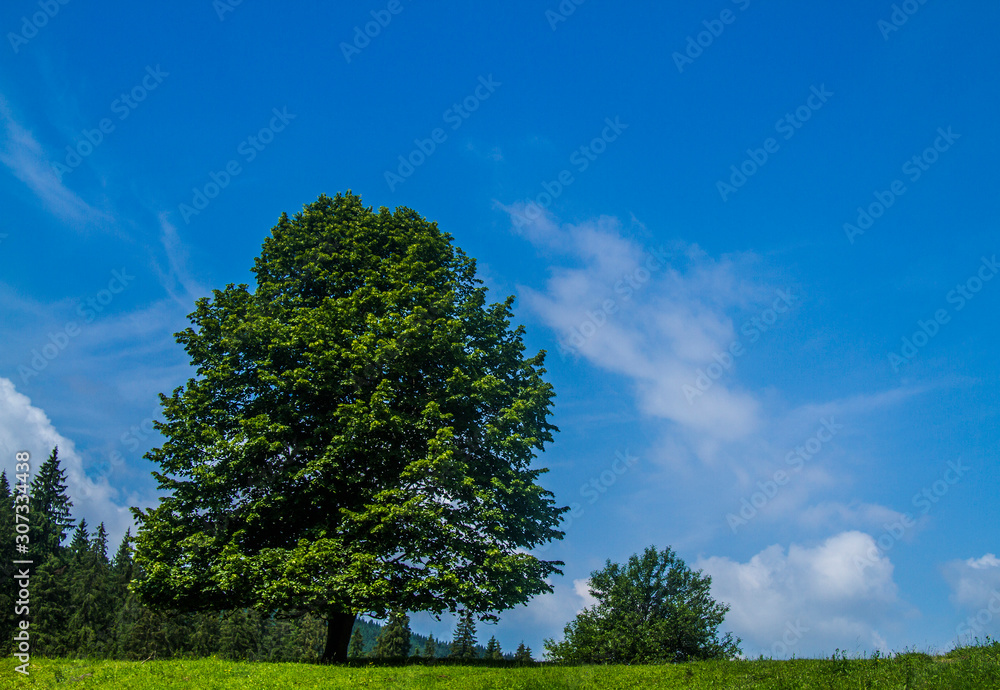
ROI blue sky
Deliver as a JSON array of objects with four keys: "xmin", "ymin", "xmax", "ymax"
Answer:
[{"xmin": 1, "ymin": 0, "xmax": 998, "ymax": 659}]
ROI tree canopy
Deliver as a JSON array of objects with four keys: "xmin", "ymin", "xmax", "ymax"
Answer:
[
  {"xmin": 131, "ymin": 192, "xmax": 565, "ymax": 661},
  {"xmin": 544, "ymin": 545, "xmax": 741, "ymax": 663}
]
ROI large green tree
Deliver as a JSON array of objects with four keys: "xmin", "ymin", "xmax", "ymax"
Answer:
[
  {"xmin": 544, "ymin": 546, "xmax": 741, "ymax": 663},
  {"xmin": 132, "ymin": 192, "xmax": 565, "ymax": 662}
]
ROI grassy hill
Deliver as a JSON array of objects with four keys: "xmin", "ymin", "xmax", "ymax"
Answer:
[{"xmin": 6, "ymin": 639, "xmax": 998, "ymax": 688}]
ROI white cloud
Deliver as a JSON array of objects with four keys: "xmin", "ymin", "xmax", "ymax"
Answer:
[
  {"xmin": 968, "ymin": 554, "xmax": 1000, "ymax": 569},
  {"xmin": 696, "ymin": 532, "xmax": 910, "ymax": 657},
  {"xmin": 508, "ymin": 577, "xmax": 591, "ymax": 633},
  {"xmin": 0, "ymin": 377, "xmax": 135, "ymax": 547},
  {"xmin": 944, "ymin": 554, "xmax": 1000, "ymax": 639},
  {"xmin": 573, "ymin": 577, "xmax": 599, "ymax": 610}
]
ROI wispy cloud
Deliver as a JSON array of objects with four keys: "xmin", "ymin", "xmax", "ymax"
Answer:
[
  {"xmin": 0, "ymin": 95, "xmax": 107, "ymax": 227},
  {"xmin": 464, "ymin": 140, "xmax": 503, "ymax": 162},
  {"xmin": 156, "ymin": 213, "xmax": 207, "ymax": 306},
  {"xmin": 501, "ymin": 205, "xmax": 928, "ymax": 545},
  {"xmin": 501, "ymin": 204, "xmax": 765, "ymax": 441}
]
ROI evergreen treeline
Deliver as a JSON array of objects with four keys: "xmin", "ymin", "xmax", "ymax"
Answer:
[
  {"xmin": 0, "ymin": 448, "xmax": 517, "ymax": 662},
  {"xmin": 1, "ymin": 449, "xmax": 334, "ymax": 660},
  {"xmin": 347, "ymin": 618, "xmax": 458, "ymax": 659}
]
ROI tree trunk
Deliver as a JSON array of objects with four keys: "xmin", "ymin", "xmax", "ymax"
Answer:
[{"xmin": 322, "ymin": 611, "xmax": 357, "ymax": 663}]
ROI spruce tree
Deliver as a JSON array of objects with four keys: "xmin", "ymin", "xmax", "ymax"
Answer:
[
  {"xmin": 67, "ymin": 519, "xmax": 116, "ymax": 656},
  {"xmin": 292, "ymin": 613, "xmax": 328, "ymax": 662},
  {"xmin": 485, "ymin": 635, "xmax": 502, "ymax": 660},
  {"xmin": 111, "ymin": 528, "xmax": 134, "ymax": 579},
  {"xmin": 514, "ymin": 641, "xmax": 533, "ymax": 663},
  {"xmin": 69, "ymin": 518, "xmax": 90, "ymax": 559},
  {"xmin": 260, "ymin": 615, "xmax": 296, "ymax": 661},
  {"xmin": 111, "ymin": 591, "xmax": 151, "ymax": 659},
  {"xmin": 449, "ymin": 610, "xmax": 478, "ymax": 660},
  {"xmin": 91, "ymin": 522, "xmax": 109, "ymax": 562},
  {"xmin": 114, "ymin": 605, "xmax": 197, "ymax": 660},
  {"xmin": 32, "ymin": 552, "xmax": 72, "ymax": 656},
  {"xmin": 372, "ymin": 609, "xmax": 411, "ymax": 658},
  {"xmin": 348, "ymin": 627, "xmax": 365, "ymax": 658},
  {"xmin": 189, "ymin": 612, "xmax": 222, "ymax": 658},
  {"xmin": 29, "ymin": 447, "xmax": 75, "ymax": 656},
  {"xmin": 29, "ymin": 447, "xmax": 75, "ymax": 561},
  {"xmin": 423, "ymin": 632, "xmax": 436, "ymax": 659},
  {"xmin": 219, "ymin": 609, "xmax": 264, "ymax": 660},
  {"xmin": 0, "ymin": 472, "xmax": 15, "ymax": 654},
  {"xmin": 259, "ymin": 612, "xmax": 328, "ymax": 662},
  {"xmin": 108, "ymin": 529, "xmax": 135, "ymax": 655}
]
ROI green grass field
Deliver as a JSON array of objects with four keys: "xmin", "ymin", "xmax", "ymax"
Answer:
[{"xmin": 4, "ymin": 642, "xmax": 998, "ymax": 689}]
